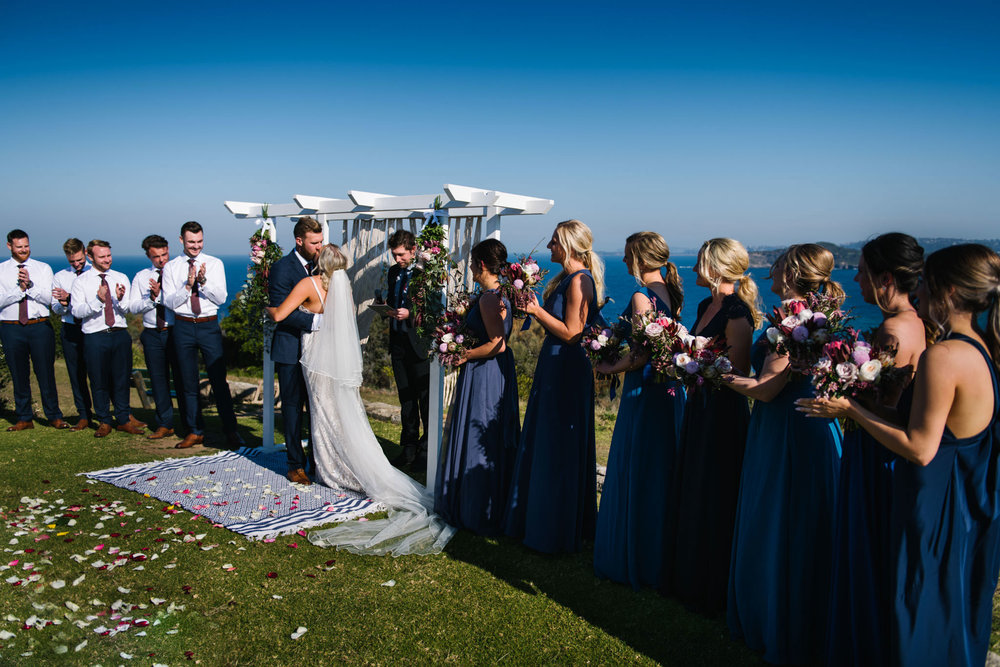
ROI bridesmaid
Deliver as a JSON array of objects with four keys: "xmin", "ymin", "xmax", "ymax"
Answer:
[
  {"xmin": 723, "ymin": 244, "xmax": 844, "ymax": 663},
  {"xmin": 593, "ymin": 231, "xmax": 686, "ymax": 589},
  {"xmin": 504, "ymin": 219, "xmax": 605, "ymax": 554},
  {"xmin": 799, "ymin": 244, "xmax": 1000, "ymax": 666},
  {"xmin": 825, "ymin": 233, "xmax": 925, "ymax": 666},
  {"xmin": 667, "ymin": 237, "xmax": 758, "ymax": 613},
  {"xmin": 434, "ymin": 239, "xmax": 520, "ymax": 536}
]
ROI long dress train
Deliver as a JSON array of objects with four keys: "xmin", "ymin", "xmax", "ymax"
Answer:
[{"xmin": 303, "ymin": 271, "xmax": 455, "ymax": 556}]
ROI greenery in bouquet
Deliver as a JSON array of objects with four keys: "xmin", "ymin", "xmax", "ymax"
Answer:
[
  {"xmin": 764, "ymin": 292, "xmax": 851, "ymax": 372},
  {"xmin": 629, "ymin": 310, "xmax": 689, "ymax": 382},
  {"xmin": 500, "ymin": 254, "xmax": 549, "ymax": 319},
  {"xmin": 238, "ymin": 226, "xmax": 284, "ymax": 340},
  {"xmin": 431, "ymin": 291, "xmax": 477, "ymax": 368},
  {"xmin": 410, "ymin": 222, "xmax": 454, "ymax": 339},
  {"xmin": 581, "ymin": 320, "xmax": 629, "ymax": 367},
  {"xmin": 810, "ymin": 328, "xmax": 898, "ymax": 400}
]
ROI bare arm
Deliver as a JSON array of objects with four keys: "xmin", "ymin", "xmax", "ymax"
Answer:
[
  {"xmin": 526, "ymin": 273, "xmax": 592, "ymax": 345},
  {"xmin": 724, "ymin": 316, "xmax": 754, "ymax": 376},
  {"xmin": 725, "ymin": 351, "xmax": 791, "ymax": 403},
  {"xmin": 597, "ymin": 291, "xmax": 653, "ymax": 375},
  {"xmin": 266, "ymin": 277, "xmax": 321, "ymax": 322},
  {"xmin": 463, "ymin": 292, "xmax": 507, "ymax": 362}
]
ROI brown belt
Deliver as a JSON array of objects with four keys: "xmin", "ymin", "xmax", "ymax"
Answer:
[
  {"xmin": 1, "ymin": 317, "xmax": 47, "ymax": 325},
  {"xmin": 175, "ymin": 315, "xmax": 217, "ymax": 323}
]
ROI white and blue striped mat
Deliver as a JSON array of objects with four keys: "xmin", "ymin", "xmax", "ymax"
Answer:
[{"xmin": 80, "ymin": 447, "xmax": 382, "ymax": 539}]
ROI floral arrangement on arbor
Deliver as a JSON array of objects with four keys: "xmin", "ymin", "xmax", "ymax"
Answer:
[
  {"xmin": 410, "ymin": 198, "xmax": 453, "ymax": 339},
  {"xmin": 238, "ymin": 206, "xmax": 284, "ymax": 339},
  {"xmin": 431, "ymin": 291, "xmax": 478, "ymax": 367}
]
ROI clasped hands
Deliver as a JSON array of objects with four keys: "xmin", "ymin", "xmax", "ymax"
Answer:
[
  {"xmin": 186, "ymin": 263, "xmax": 207, "ymax": 289},
  {"xmin": 794, "ymin": 395, "xmax": 852, "ymax": 419},
  {"xmin": 386, "ymin": 306, "xmax": 409, "ymax": 322},
  {"xmin": 97, "ymin": 281, "xmax": 126, "ymax": 303}
]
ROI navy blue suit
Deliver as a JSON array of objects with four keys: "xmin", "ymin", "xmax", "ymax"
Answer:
[
  {"xmin": 268, "ymin": 251, "xmax": 316, "ymax": 471},
  {"xmin": 386, "ymin": 263, "xmax": 429, "ymax": 456}
]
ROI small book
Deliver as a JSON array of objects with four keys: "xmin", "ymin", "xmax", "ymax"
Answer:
[{"xmin": 369, "ymin": 302, "xmax": 393, "ymax": 315}]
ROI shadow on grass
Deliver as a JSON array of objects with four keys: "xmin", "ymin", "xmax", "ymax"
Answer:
[{"xmin": 444, "ymin": 532, "xmax": 764, "ymax": 666}]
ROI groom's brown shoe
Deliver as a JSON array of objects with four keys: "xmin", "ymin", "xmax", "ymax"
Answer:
[
  {"xmin": 175, "ymin": 434, "xmax": 204, "ymax": 449},
  {"xmin": 6, "ymin": 420, "xmax": 33, "ymax": 432},
  {"xmin": 286, "ymin": 468, "xmax": 312, "ymax": 485}
]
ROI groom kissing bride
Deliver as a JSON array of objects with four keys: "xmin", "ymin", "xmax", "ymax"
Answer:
[{"xmin": 267, "ymin": 240, "xmax": 454, "ymax": 556}]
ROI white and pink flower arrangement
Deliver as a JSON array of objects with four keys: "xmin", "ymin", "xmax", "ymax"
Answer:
[
  {"xmin": 810, "ymin": 330, "xmax": 897, "ymax": 399},
  {"xmin": 764, "ymin": 292, "xmax": 850, "ymax": 372},
  {"xmin": 581, "ymin": 321, "xmax": 628, "ymax": 367},
  {"xmin": 500, "ymin": 255, "xmax": 549, "ymax": 319},
  {"xmin": 629, "ymin": 309, "xmax": 733, "ymax": 389},
  {"xmin": 430, "ymin": 292, "xmax": 477, "ymax": 368}
]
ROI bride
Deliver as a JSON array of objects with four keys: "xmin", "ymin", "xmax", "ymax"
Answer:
[{"xmin": 267, "ymin": 244, "xmax": 454, "ymax": 556}]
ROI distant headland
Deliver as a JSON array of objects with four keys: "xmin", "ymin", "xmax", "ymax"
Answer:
[{"xmin": 744, "ymin": 238, "xmax": 1000, "ymax": 269}]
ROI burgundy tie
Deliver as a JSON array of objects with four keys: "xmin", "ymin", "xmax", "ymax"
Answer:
[
  {"xmin": 155, "ymin": 269, "xmax": 166, "ymax": 328},
  {"xmin": 17, "ymin": 264, "xmax": 27, "ymax": 325},
  {"xmin": 188, "ymin": 259, "xmax": 202, "ymax": 316},
  {"xmin": 100, "ymin": 274, "xmax": 115, "ymax": 326}
]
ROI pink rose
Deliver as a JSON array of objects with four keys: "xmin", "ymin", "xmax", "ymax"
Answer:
[
  {"xmin": 513, "ymin": 279, "xmax": 524, "ymax": 290},
  {"xmin": 589, "ymin": 340, "xmax": 602, "ymax": 351},
  {"xmin": 439, "ymin": 343, "xmax": 448, "ymax": 353},
  {"xmin": 786, "ymin": 300, "xmax": 806, "ymax": 315}
]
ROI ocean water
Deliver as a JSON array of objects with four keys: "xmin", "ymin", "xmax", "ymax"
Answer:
[{"xmin": 533, "ymin": 254, "xmax": 883, "ymax": 334}]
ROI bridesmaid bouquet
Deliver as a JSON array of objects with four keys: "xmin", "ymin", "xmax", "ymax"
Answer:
[
  {"xmin": 764, "ymin": 293, "xmax": 850, "ymax": 372},
  {"xmin": 582, "ymin": 321, "xmax": 628, "ymax": 366},
  {"xmin": 430, "ymin": 292, "xmax": 477, "ymax": 368},
  {"xmin": 666, "ymin": 334, "xmax": 734, "ymax": 390},
  {"xmin": 500, "ymin": 254, "xmax": 549, "ymax": 319},
  {"xmin": 629, "ymin": 310, "xmax": 689, "ymax": 381},
  {"xmin": 810, "ymin": 330, "xmax": 897, "ymax": 399}
]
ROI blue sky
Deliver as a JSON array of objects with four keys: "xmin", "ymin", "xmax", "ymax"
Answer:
[{"xmin": 2, "ymin": 1, "xmax": 998, "ymax": 256}]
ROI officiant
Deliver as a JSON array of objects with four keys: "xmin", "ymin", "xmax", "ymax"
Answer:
[{"xmin": 385, "ymin": 230, "xmax": 430, "ymax": 469}]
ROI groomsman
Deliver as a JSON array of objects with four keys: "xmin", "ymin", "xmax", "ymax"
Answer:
[
  {"xmin": 130, "ymin": 234, "xmax": 187, "ymax": 440},
  {"xmin": 0, "ymin": 229, "xmax": 68, "ymax": 431},
  {"xmin": 163, "ymin": 221, "xmax": 243, "ymax": 449},
  {"xmin": 70, "ymin": 240, "xmax": 144, "ymax": 438},
  {"xmin": 268, "ymin": 216, "xmax": 324, "ymax": 485},
  {"xmin": 385, "ymin": 229, "xmax": 430, "ymax": 469},
  {"xmin": 51, "ymin": 238, "xmax": 94, "ymax": 431}
]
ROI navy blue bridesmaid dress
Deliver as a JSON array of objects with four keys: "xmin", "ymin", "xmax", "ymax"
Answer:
[
  {"xmin": 504, "ymin": 269, "xmax": 601, "ymax": 554},
  {"xmin": 667, "ymin": 293, "xmax": 751, "ymax": 613},
  {"xmin": 594, "ymin": 288, "xmax": 686, "ymax": 589},
  {"xmin": 727, "ymin": 333, "xmax": 842, "ymax": 663},
  {"xmin": 434, "ymin": 289, "xmax": 520, "ymax": 536},
  {"xmin": 889, "ymin": 333, "xmax": 1000, "ymax": 666}
]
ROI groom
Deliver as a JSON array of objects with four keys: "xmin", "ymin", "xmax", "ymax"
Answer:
[
  {"xmin": 386, "ymin": 230, "xmax": 430, "ymax": 470},
  {"xmin": 269, "ymin": 217, "xmax": 324, "ymax": 485}
]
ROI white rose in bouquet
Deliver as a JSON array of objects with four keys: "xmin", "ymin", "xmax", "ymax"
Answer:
[
  {"xmin": 644, "ymin": 322, "xmax": 664, "ymax": 337},
  {"xmin": 796, "ymin": 308, "xmax": 814, "ymax": 323},
  {"xmin": 781, "ymin": 315, "xmax": 800, "ymax": 330},
  {"xmin": 597, "ymin": 334, "xmax": 609, "ymax": 345},
  {"xmin": 673, "ymin": 352, "xmax": 692, "ymax": 368},
  {"xmin": 766, "ymin": 327, "xmax": 784, "ymax": 344},
  {"xmin": 835, "ymin": 362, "xmax": 858, "ymax": 383},
  {"xmin": 858, "ymin": 359, "xmax": 883, "ymax": 382},
  {"xmin": 693, "ymin": 336, "xmax": 709, "ymax": 351},
  {"xmin": 441, "ymin": 333, "xmax": 454, "ymax": 344},
  {"xmin": 814, "ymin": 356, "xmax": 833, "ymax": 373}
]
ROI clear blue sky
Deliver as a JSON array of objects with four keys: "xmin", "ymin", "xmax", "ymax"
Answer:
[{"xmin": 2, "ymin": 0, "xmax": 998, "ymax": 256}]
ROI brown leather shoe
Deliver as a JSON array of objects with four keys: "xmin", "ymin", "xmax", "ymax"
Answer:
[
  {"xmin": 69, "ymin": 419, "xmax": 90, "ymax": 432},
  {"xmin": 286, "ymin": 468, "xmax": 312, "ymax": 485},
  {"xmin": 174, "ymin": 433, "xmax": 204, "ymax": 449},
  {"xmin": 6, "ymin": 420, "xmax": 33, "ymax": 432},
  {"xmin": 225, "ymin": 432, "xmax": 246, "ymax": 448},
  {"xmin": 94, "ymin": 423, "xmax": 113, "ymax": 438},
  {"xmin": 117, "ymin": 422, "xmax": 145, "ymax": 435},
  {"xmin": 146, "ymin": 427, "xmax": 175, "ymax": 440},
  {"xmin": 128, "ymin": 415, "xmax": 147, "ymax": 429},
  {"xmin": 50, "ymin": 419, "xmax": 71, "ymax": 430}
]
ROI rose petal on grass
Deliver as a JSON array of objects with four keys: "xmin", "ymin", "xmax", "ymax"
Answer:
[
  {"xmin": 381, "ymin": 579, "xmax": 396, "ymax": 587},
  {"xmin": 291, "ymin": 626, "xmax": 308, "ymax": 640}
]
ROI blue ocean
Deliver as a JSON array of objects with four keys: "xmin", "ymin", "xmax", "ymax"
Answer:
[{"xmin": 38, "ymin": 252, "xmax": 882, "ymax": 332}]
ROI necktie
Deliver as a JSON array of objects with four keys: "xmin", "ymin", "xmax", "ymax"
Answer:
[
  {"xmin": 75, "ymin": 269, "xmax": 83, "ymax": 276},
  {"xmin": 100, "ymin": 273, "xmax": 115, "ymax": 326},
  {"xmin": 155, "ymin": 269, "xmax": 166, "ymax": 328},
  {"xmin": 305, "ymin": 261, "xmax": 315, "ymax": 276},
  {"xmin": 394, "ymin": 269, "xmax": 408, "ymax": 331},
  {"xmin": 17, "ymin": 264, "xmax": 27, "ymax": 324},
  {"xmin": 188, "ymin": 259, "xmax": 202, "ymax": 316}
]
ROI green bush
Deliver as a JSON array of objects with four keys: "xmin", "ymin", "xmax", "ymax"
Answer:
[
  {"xmin": 362, "ymin": 315, "xmax": 394, "ymax": 390},
  {"xmin": 221, "ymin": 291, "xmax": 264, "ymax": 369}
]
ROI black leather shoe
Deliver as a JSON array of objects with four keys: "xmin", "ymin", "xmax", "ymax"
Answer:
[{"xmin": 390, "ymin": 444, "xmax": 416, "ymax": 468}]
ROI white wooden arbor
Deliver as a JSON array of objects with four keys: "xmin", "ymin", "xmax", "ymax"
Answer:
[{"xmin": 224, "ymin": 185, "xmax": 554, "ymax": 489}]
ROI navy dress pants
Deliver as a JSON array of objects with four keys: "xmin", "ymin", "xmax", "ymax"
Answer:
[
  {"xmin": 173, "ymin": 319, "xmax": 236, "ymax": 436},
  {"xmin": 276, "ymin": 360, "xmax": 311, "ymax": 470},
  {"xmin": 389, "ymin": 330, "xmax": 429, "ymax": 451},
  {"xmin": 83, "ymin": 328, "xmax": 132, "ymax": 425},
  {"xmin": 0, "ymin": 320, "xmax": 62, "ymax": 423},
  {"xmin": 140, "ymin": 327, "xmax": 187, "ymax": 432},
  {"xmin": 61, "ymin": 322, "xmax": 92, "ymax": 421}
]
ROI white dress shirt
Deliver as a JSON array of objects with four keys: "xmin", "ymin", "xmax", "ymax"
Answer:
[
  {"xmin": 70, "ymin": 268, "xmax": 132, "ymax": 333},
  {"xmin": 162, "ymin": 252, "xmax": 227, "ymax": 318},
  {"xmin": 130, "ymin": 265, "xmax": 175, "ymax": 328},
  {"xmin": 52, "ymin": 262, "xmax": 92, "ymax": 324},
  {"xmin": 0, "ymin": 257, "xmax": 54, "ymax": 321}
]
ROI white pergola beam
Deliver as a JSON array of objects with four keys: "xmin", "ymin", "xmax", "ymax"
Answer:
[{"xmin": 224, "ymin": 201, "xmax": 309, "ymax": 218}]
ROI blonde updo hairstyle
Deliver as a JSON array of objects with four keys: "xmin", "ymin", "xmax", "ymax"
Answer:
[
  {"xmin": 543, "ymin": 219, "xmax": 605, "ymax": 304},
  {"xmin": 696, "ymin": 237, "xmax": 763, "ymax": 329},
  {"xmin": 626, "ymin": 231, "xmax": 684, "ymax": 319},
  {"xmin": 778, "ymin": 243, "xmax": 845, "ymax": 305},
  {"xmin": 923, "ymin": 243, "xmax": 1000, "ymax": 370},
  {"xmin": 317, "ymin": 243, "xmax": 348, "ymax": 291}
]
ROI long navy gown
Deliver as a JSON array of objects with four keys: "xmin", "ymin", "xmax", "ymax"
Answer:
[
  {"xmin": 504, "ymin": 270, "xmax": 600, "ymax": 554},
  {"xmin": 727, "ymin": 334, "xmax": 842, "ymax": 663},
  {"xmin": 593, "ymin": 288, "xmax": 686, "ymax": 589},
  {"xmin": 668, "ymin": 293, "xmax": 751, "ymax": 613},
  {"xmin": 889, "ymin": 333, "xmax": 1000, "ymax": 667},
  {"xmin": 434, "ymin": 289, "xmax": 519, "ymax": 536}
]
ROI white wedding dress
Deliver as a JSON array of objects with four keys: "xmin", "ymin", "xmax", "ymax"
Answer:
[{"xmin": 300, "ymin": 271, "xmax": 455, "ymax": 556}]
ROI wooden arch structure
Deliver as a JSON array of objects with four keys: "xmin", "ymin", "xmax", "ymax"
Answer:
[{"xmin": 224, "ymin": 184, "xmax": 554, "ymax": 488}]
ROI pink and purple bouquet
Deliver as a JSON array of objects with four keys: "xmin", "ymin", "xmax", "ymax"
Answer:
[
  {"xmin": 629, "ymin": 310, "xmax": 689, "ymax": 381},
  {"xmin": 430, "ymin": 292, "xmax": 477, "ymax": 368},
  {"xmin": 500, "ymin": 255, "xmax": 549, "ymax": 319},
  {"xmin": 582, "ymin": 321, "xmax": 628, "ymax": 367},
  {"xmin": 666, "ymin": 333, "xmax": 734, "ymax": 390},
  {"xmin": 810, "ymin": 330, "xmax": 897, "ymax": 399},
  {"xmin": 764, "ymin": 293, "xmax": 850, "ymax": 372}
]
